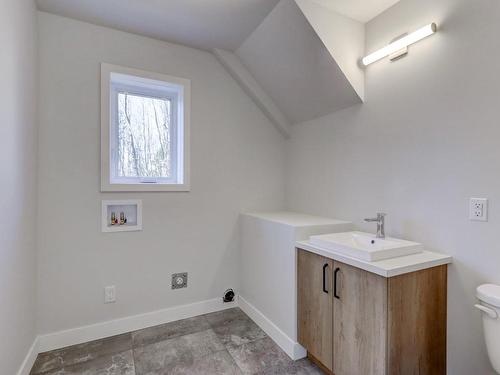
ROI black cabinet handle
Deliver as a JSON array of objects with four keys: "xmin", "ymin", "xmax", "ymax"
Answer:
[
  {"xmin": 334, "ymin": 267, "xmax": 340, "ymax": 299},
  {"xmin": 322, "ymin": 263, "xmax": 329, "ymax": 294}
]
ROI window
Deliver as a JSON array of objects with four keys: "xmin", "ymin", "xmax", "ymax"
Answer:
[{"xmin": 101, "ymin": 63, "xmax": 190, "ymax": 191}]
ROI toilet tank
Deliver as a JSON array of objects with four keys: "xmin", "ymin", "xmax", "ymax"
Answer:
[{"xmin": 476, "ymin": 284, "xmax": 500, "ymax": 374}]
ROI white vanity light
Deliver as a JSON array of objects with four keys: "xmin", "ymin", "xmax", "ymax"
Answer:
[{"xmin": 362, "ymin": 23, "xmax": 437, "ymax": 66}]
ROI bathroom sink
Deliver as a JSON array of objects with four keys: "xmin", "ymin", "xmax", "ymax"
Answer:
[{"xmin": 309, "ymin": 231, "xmax": 423, "ymax": 262}]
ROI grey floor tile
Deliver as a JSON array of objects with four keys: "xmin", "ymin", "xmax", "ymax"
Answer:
[
  {"xmin": 133, "ymin": 329, "xmax": 225, "ymax": 375},
  {"xmin": 253, "ymin": 358, "xmax": 324, "ymax": 375},
  {"xmin": 39, "ymin": 350, "xmax": 135, "ymax": 375},
  {"xmin": 169, "ymin": 350, "xmax": 243, "ymax": 375},
  {"xmin": 226, "ymin": 337, "xmax": 295, "ymax": 374},
  {"xmin": 212, "ymin": 317, "xmax": 267, "ymax": 347},
  {"xmin": 132, "ymin": 315, "xmax": 211, "ymax": 347},
  {"xmin": 31, "ymin": 333, "xmax": 132, "ymax": 374},
  {"xmin": 204, "ymin": 308, "xmax": 249, "ymax": 328},
  {"xmin": 31, "ymin": 309, "xmax": 316, "ymax": 375}
]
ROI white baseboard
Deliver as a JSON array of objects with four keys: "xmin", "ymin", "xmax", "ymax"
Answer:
[
  {"xmin": 238, "ymin": 296, "xmax": 306, "ymax": 360},
  {"xmin": 38, "ymin": 297, "xmax": 237, "ymax": 353},
  {"xmin": 17, "ymin": 337, "xmax": 39, "ymax": 375}
]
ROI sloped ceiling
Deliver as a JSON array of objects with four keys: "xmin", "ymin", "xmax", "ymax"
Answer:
[
  {"xmin": 309, "ymin": 0, "xmax": 401, "ymax": 23},
  {"xmin": 235, "ymin": 0, "xmax": 361, "ymax": 124},
  {"xmin": 36, "ymin": 0, "xmax": 280, "ymax": 51},
  {"xmin": 295, "ymin": 0, "xmax": 365, "ymax": 100},
  {"xmin": 37, "ymin": 0, "xmax": 400, "ymax": 133},
  {"xmin": 213, "ymin": 49, "xmax": 292, "ymax": 138}
]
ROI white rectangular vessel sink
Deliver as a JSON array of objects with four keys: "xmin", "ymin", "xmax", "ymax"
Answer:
[{"xmin": 309, "ymin": 231, "xmax": 423, "ymax": 262}]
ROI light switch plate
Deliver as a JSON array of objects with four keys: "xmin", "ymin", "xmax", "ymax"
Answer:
[{"xmin": 470, "ymin": 198, "xmax": 488, "ymax": 222}]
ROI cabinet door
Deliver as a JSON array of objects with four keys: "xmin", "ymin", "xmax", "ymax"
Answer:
[
  {"xmin": 387, "ymin": 265, "xmax": 447, "ymax": 375},
  {"xmin": 297, "ymin": 249, "xmax": 334, "ymax": 371},
  {"xmin": 333, "ymin": 261, "xmax": 387, "ymax": 375}
]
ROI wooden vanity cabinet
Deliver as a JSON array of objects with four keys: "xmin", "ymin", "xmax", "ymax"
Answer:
[
  {"xmin": 297, "ymin": 249, "xmax": 334, "ymax": 371},
  {"xmin": 297, "ymin": 248, "xmax": 447, "ymax": 375}
]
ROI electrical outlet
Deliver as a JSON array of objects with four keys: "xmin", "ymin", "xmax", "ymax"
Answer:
[
  {"xmin": 470, "ymin": 198, "xmax": 488, "ymax": 222},
  {"xmin": 104, "ymin": 285, "xmax": 116, "ymax": 303},
  {"xmin": 172, "ymin": 273, "xmax": 188, "ymax": 289}
]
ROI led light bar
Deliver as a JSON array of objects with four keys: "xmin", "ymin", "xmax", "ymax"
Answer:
[{"xmin": 362, "ymin": 23, "xmax": 437, "ymax": 66}]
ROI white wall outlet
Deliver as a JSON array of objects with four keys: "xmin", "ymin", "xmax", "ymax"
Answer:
[
  {"xmin": 470, "ymin": 198, "xmax": 488, "ymax": 222},
  {"xmin": 104, "ymin": 285, "xmax": 116, "ymax": 303}
]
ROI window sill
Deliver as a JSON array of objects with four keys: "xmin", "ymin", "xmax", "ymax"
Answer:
[{"xmin": 101, "ymin": 182, "xmax": 190, "ymax": 192}]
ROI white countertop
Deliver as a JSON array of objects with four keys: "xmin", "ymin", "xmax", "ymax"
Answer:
[
  {"xmin": 243, "ymin": 211, "xmax": 351, "ymax": 228},
  {"xmin": 296, "ymin": 240, "xmax": 452, "ymax": 278}
]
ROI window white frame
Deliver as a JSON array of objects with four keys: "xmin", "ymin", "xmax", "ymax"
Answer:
[{"xmin": 101, "ymin": 63, "xmax": 190, "ymax": 192}]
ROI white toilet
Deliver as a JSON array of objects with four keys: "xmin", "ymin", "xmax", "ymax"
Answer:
[{"xmin": 476, "ymin": 284, "xmax": 500, "ymax": 373}]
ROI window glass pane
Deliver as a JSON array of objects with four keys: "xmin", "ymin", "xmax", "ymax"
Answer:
[{"xmin": 117, "ymin": 92, "xmax": 172, "ymax": 178}]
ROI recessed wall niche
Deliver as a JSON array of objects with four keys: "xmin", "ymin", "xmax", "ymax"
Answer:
[{"xmin": 101, "ymin": 200, "xmax": 142, "ymax": 233}]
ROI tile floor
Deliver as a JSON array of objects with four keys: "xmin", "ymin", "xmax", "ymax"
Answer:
[{"xmin": 30, "ymin": 308, "xmax": 323, "ymax": 374}]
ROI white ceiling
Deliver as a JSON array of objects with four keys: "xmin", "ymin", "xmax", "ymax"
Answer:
[
  {"xmin": 36, "ymin": 0, "xmax": 281, "ymax": 51},
  {"xmin": 309, "ymin": 0, "xmax": 401, "ymax": 23}
]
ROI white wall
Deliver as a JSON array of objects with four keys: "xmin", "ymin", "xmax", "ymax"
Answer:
[
  {"xmin": 37, "ymin": 12, "xmax": 286, "ymax": 334},
  {"xmin": 286, "ymin": 0, "xmax": 500, "ymax": 373},
  {"xmin": 0, "ymin": 0, "xmax": 38, "ymax": 373},
  {"xmin": 240, "ymin": 212, "xmax": 352, "ymax": 358}
]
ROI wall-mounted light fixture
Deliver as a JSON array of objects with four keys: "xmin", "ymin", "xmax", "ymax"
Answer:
[{"xmin": 362, "ymin": 23, "xmax": 437, "ymax": 66}]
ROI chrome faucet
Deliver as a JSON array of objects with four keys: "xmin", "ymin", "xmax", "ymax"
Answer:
[{"xmin": 364, "ymin": 213, "xmax": 387, "ymax": 239}]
